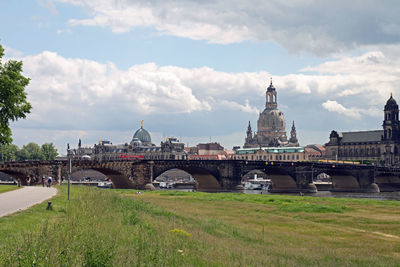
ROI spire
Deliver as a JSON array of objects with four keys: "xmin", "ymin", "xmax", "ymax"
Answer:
[
  {"xmin": 246, "ymin": 121, "xmax": 253, "ymax": 138},
  {"xmin": 289, "ymin": 121, "xmax": 299, "ymax": 145},
  {"xmin": 141, "ymin": 120, "xmax": 143, "ymax": 128}
]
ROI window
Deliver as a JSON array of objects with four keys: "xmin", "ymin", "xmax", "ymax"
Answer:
[{"xmin": 296, "ymin": 155, "xmax": 299, "ymax": 160}]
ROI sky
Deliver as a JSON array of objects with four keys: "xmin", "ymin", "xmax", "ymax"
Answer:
[{"xmin": 2, "ymin": 0, "xmax": 400, "ymax": 155}]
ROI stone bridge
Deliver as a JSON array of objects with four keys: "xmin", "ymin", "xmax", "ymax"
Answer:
[{"xmin": 1, "ymin": 160, "xmax": 400, "ymax": 193}]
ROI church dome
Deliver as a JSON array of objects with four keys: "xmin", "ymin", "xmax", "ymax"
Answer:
[
  {"xmin": 257, "ymin": 109, "xmax": 286, "ymax": 131},
  {"xmin": 131, "ymin": 121, "xmax": 152, "ymax": 145}
]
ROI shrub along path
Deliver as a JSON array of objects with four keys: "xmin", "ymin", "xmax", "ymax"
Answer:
[{"xmin": 0, "ymin": 186, "xmax": 57, "ymax": 217}]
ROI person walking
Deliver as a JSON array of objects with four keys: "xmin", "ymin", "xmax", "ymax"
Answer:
[
  {"xmin": 41, "ymin": 176, "xmax": 46, "ymax": 187},
  {"xmin": 47, "ymin": 177, "xmax": 52, "ymax": 188},
  {"xmin": 17, "ymin": 179, "xmax": 21, "ymax": 187}
]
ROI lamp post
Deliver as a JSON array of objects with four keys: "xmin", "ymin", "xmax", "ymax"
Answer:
[{"xmin": 67, "ymin": 143, "xmax": 71, "ymax": 200}]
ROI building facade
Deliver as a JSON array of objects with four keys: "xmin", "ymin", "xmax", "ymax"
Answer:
[
  {"xmin": 325, "ymin": 94, "xmax": 400, "ymax": 165},
  {"xmin": 232, "ymin": 147, "xmax": 308, "ymax": 162},
  {"xmin": 244, "ymin": 80, "xmax": 299, "ymax": 148}
]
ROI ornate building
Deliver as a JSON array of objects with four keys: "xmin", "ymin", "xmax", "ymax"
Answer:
[
  {"xmin": 325, "ymin": 94, "xmax": 400, "ymax": 165},
  {"xmin": 70, "ymin": 121, "xmax": 187, "ymax": 160},
  {"xmin": 244, "ymin": 80, "xmax": 299, "ymax": 148}
]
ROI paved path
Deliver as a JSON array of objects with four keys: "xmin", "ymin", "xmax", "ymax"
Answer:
[{"xmin": 0, "ymin": 187, "xmax": 58, "ymax": 218}]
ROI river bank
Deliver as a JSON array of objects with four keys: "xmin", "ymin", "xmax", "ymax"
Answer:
[{"xmin": 1, "ymin": 186, "xmax": 399, "ymax": 266}]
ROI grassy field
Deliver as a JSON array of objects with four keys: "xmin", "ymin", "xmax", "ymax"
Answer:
[
  {"xmin": 0, "ymin": 185, "xmax": 20, "ymax": 194},
  {"xmin": 0, "ymin": 186, "xmax": 399, "ymax": 266}
]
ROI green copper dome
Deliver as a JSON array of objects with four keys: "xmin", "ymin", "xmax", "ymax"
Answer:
[{"xmin": 131, "ymin": 121, "xmax": 152, "ymax": 145}]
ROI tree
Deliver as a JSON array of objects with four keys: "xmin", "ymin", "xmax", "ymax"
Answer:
[
  {"xmin": 2, "ymin": 143, "xmax": 18, "ymax": 161},
  {"xmin": 41, "ymin": 143, "xmax": 58, "ymax": 160},
  {"xmin": 0, "ymin": 43, "xmax": 32, "ymax": 147},
  {"xmin": 19, "ymin": 142, "xmax": 42, "ymax": 160}
]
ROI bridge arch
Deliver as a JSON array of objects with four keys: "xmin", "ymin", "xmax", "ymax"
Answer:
[
  {"xmin": 374, "ymin": 172, "xmax": 400, "ymax": 191},
  {"xmin": 264, "ymin": 166, "xmax": 298, "ymax": 192},
  {"xmin": 70, "ymin": 166, "xmax": 134, "ymax": 189},
  {"xmin": 314, "ymin": 169, "xmax": 360, "ymax": 192},
  {"xmin": 153, "ymin": 166, "xmax": 221, "ymax": 191},
  {"xmin": 0, "ymin": 170, "xmax": 32, "ymax": 185}
]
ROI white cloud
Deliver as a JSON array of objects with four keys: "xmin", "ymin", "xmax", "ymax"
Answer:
[
  {"xmin": 8, "ymin": 47, "xmax": 400, "ymax": 150},
  {"xmin": 38, "ymin": 0, "xmax": 58, "ymax": 15},
  {"xmin": 322, "ymin": 100, "xmax": 381, "ymax": 119},
  {"xmin": 322, "ymin": 100, "xmax": 361, "ymax": 119},
  {"xmin": 18, "ymin": 51, "xmax": 264, "ymax": 134},
  {"xmin": 56, "ymin": 0, "xmax": 400, "ymax": 55}
]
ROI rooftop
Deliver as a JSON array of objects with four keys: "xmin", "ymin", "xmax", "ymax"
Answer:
[{"xmin": 339, "ymin": 130, "xmax": 383, "ymax": 143}]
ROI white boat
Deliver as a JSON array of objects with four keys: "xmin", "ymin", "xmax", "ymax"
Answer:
[
  {"xmin": 243, "ymin": 174, "xmax": 271, "ymax": 190},
  {"xmin": 97, "ymin": 181, "xmax": 112, "ymax": 188}
]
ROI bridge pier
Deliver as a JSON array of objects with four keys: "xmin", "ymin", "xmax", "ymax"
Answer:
[{"xmin": 131, "ymin": 162, "xmax": 153, "ymax": 190}]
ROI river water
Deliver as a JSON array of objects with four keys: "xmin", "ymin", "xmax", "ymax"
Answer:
[{"xmin": 243, "ymin": 189, "xmax": 400, "ymax": 201}]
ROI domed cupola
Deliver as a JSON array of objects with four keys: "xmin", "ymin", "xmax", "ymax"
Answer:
[
  {"xmin": 265, "ymin": 78, "xmax": 278, "ymax": 109},
  {"xmin": 385, "ymin": 93, "xmax": 398, "ymax": 111},
  {"xmin": 130, "ymin": 120, "xmax": 152, "ymax": 146},
  {"xmin": 267, "ymin": 79, "xmax": 276, "ymax": 92}
]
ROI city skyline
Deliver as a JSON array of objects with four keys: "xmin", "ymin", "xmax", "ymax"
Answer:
[{"xmin": 2, "ymin": 1, "xmax": 400, "ymax": 154}]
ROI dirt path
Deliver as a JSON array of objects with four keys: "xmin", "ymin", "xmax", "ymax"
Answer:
[{"xmin": 0, "ymin": 186, "xmax": 57, "ymax": 218}]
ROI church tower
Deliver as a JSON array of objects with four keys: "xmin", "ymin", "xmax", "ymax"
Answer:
[
  {"xmin": 244, "ymin": 121, "xmax": 256, "ymax": 148},
  {"xmin": 265, "ymin": 79, "xmax": 277, "ymax": 110},
  {"xmin": 383, "ymin": 93, "xmax": 400, "ymax": 141},
  {"xmin": 289, "ymin": 121, "xmax": 299, "ymax": 146},
  {"xmin": 246, "ymin": 121, "xmax": 253, "ymax": 140}
]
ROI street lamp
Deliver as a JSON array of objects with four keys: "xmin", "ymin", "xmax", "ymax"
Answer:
[{"xmin": 67, "ymin": 143, "xmax": 71, "ymax": 200}]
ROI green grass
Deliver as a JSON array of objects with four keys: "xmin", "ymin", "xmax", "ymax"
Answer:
[
  {"xmin": 0, "ymin": 187, "xmax": 399, "ymax": 266},
  {"xmin": 0, "ymin": 184, "xmax": 20, "ymax": 194}
]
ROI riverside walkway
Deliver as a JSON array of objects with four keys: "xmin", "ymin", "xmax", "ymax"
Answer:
[{"xmin": 0, "ymin": 187, "xmax": 57, "ymax": 218}]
